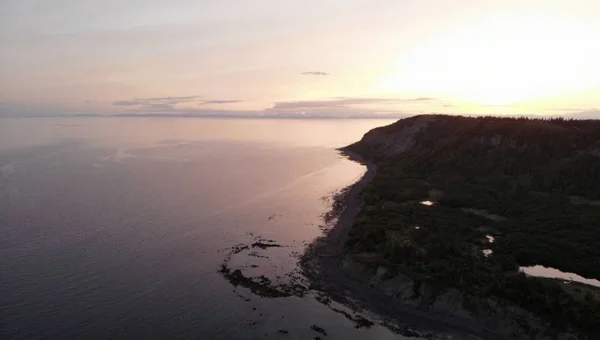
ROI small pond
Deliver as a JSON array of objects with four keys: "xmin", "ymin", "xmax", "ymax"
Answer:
[{"xmin": 519, "ymin": 265, "xmax": 600, "ymax": 288}]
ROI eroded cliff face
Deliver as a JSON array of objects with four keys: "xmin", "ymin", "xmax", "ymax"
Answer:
[
  {"xmin": 345, "ymin": 115, "xmax": 437, "ymax": 160},
  {"xmin": 348, "ymin": 114, "xmax": 600, "ymax": 161},
  {"xmin": 341, "ymin": 257, "xmax": 579, "ymax": 340}
]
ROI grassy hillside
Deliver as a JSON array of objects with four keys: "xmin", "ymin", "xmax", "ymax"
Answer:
[{"xmin": 344, "ymin": 115, "xmax": 600, "ymax": 337}]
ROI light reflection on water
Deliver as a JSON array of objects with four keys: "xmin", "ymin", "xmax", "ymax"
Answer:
[{"xmin": 0, "ymin": 118, "xmax": 431, "ymax": 340}]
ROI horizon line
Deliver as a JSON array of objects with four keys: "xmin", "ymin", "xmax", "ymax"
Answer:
[{"xmin": 1, "ymin": 112, "xmax": 599, "ymax": 120}]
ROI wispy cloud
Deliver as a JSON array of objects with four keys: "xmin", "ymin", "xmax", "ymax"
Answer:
[
  {"xmin": 112, "ymin": 95, "xmax": 203, "ymax": 107},
  {"xmin": 147, "ymin": 103, "xmax": 174, "ymax": 110},
  {"xmin": 136, "ymin": 96, "xmax": 202, "ymax": 102},
  {"xmin": 117, "ymin": 108, "xmax": 261, "ymax": 118},
  {"xmin": 112, "ymin": 96, "xmax": 244, "ymax": 112},
  {"xmin": 90, "ymin": 95, "xmax": 429, "ymax": 119},
  {"xmin": 113, "ymin": 100, "xmax": 141, "ymax": 106},
  {"xmin": 271, "ymin": 97, "xmax": 436, "ymax": 110},
  {"xmin": 110, "ymin": 95, "xmax": 246, "ymax": 116},
  {"xmin": 198, "ymin": 100, "xmax": 244, "ymax": 105},
  {"xmin": 109, "ymin": 96, "xmax": 408, "ymax": 118},
  {"xmin": 301, "ymin": 71, "xmax": 329, "ymax": 76},
  {"xmin": 545, "ymin": 108, "xmax": 588, "ymax": 111},
  {"xmin": 409, "ymin": 97, "xmax": 436, "ymax": 101}
]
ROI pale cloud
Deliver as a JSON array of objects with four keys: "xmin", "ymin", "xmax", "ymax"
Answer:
[
  {"xmin": 116, "ymin": 108, "xmax": 262, "ymax": 118},
  {"xmin": 271, "ymin": 97, "xmax": 436, "ymax": 110},
  {"xmin": 198, "ymin": 100, "xmax": 244, "ymax": 105},
  {"xmin": 113, "ymin": 100, "xmax": 141, "ymax": 106},
  {"xmin": 112, "ymin": 96, "xmax": 203, "ymax": 107},
  {"xmin": 111, "ymin": 96, "xmax": 243, "ymax": 110},
  {"xmin": 301, "ymin": 71, "xmax": 329, "ymax": 76},
  {"xmin": 134, "ymin": 96, "xmax": 202, "ymax": 102},
  {"xmin": 147, "ymin": 103, "xmax": 174, "ymax": 111},
  {"xmin": 107, "ymin": 95, "xmax": 409, "ymax": 118},
  {"xmin": 544, "ymin": 108, "xmax": 588, "ymax": 111},
  {"xmin": 109, "ymin": 95, "xmax": 247, "ymax": 117},
  {"xmin": 410, "ymin": 97, "xmax": 436, "ymax": 101},
  {"xmin": 97, "ymin": 95, "xmax": 429, "ymax": 118}
]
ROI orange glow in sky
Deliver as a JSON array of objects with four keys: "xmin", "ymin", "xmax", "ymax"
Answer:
[
  {"xmin": 1, "ymin": 0, "xmax": 599, "ymax": 118},
  {"xmin": 379, "ymin": 11, "xmax": 600, "ymax": 108}
]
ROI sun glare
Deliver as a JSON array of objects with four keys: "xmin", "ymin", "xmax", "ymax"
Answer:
[{"xmin": 380, "ymin": 13, "xmax": 600, "ymax": 106}]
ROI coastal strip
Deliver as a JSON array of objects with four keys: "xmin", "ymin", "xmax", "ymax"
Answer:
[{"xmin": 301, "ymin": 148, "xmax": 501, "ymax": 340}]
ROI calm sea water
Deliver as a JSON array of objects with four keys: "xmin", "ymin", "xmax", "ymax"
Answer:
[{"xmin": 0, "ymin": 117, "xmax": 418, "ymax": 340}]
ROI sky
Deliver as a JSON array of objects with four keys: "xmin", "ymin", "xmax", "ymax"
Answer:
[{"xmin": 1, "ymin": 0, "xmax": 600, "ymax": 118}]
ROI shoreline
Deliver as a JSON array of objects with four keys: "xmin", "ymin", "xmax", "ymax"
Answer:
[{"xmin": 301, "ymin": 149, "xmax": 501, "ymax": 340}]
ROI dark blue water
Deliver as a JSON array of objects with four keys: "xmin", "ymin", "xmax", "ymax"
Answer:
[{"xmin": 0, "ymin": 118, "xmax": 420, "ymax": 339}]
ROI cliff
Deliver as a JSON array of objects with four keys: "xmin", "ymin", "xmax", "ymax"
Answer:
[{"xmin": 340, "ymin": 115, "xmax": 600, "ymax": 339}]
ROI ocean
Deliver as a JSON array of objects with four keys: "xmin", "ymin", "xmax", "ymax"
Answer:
[{"xmin": 0, "ymin": 117, "xmax": 421, "ymax": 340}]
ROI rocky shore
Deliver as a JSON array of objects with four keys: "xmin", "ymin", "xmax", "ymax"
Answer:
[{"xmin": 301, "ymin": 147, "xmax": 580, "ymax": 340}]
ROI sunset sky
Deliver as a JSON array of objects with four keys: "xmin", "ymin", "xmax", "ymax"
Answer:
[{"xmin": 1, "ymin": 0, "xmax": 599, "ymax": 118}]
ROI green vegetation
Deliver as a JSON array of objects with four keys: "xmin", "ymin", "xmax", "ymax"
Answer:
[{"xmin": 344, "ymin": 115, "xmax": 600, "ymax": 337}]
